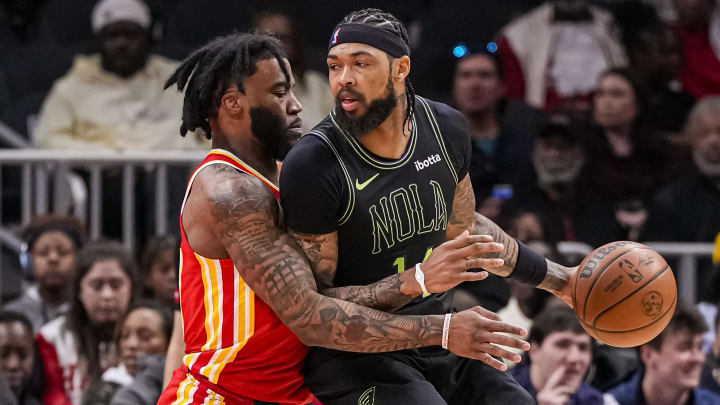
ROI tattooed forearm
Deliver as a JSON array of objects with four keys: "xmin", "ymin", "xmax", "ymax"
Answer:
[
  {"xmin": 290, "ymin": 231, "xmax": 420, "ymax": 312},
  {"xmin": 209, "ymin": 172, "xmax": 443, "ymax": 352},
  {"xmin": 448, "ymin": 174, "xmax": 570, "ymax": 292},
  {"xmin": 472, "ymin": 212, "xmax": 519, "ymax": 277},
  {"xmin": 321, "ymin": 272, "xmax": 417, "ymax": 312}
]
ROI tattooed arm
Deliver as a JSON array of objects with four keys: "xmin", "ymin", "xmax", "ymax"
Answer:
[
  {"xmin": 447, "ymin": 174, "xmax": 576, "ymax": 301},
  {"xmin": 202, "ymin": 168, "xmax": 527, "ymax": 360},
  {"xmin": 288, "ymin": 229, "xmax": 503, "ymax": 312}
]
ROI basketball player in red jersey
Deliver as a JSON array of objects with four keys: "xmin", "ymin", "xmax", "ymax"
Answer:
[{"xmin": 157, "ymin": 33, "xmax": 531, "ymax": 405}]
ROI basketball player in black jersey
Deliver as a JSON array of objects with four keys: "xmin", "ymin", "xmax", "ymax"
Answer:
[{"xmin": 280, "ymin": 8, "xmax": 579, "ymax": 405}]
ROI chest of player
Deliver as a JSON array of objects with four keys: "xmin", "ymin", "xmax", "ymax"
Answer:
[{"xmin": 320, "ymin": 113, "xmax": 458, "ymax": 286}]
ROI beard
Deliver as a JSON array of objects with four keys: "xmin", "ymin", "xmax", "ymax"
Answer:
[
  {"xmin": 694, "ymin": 149, "xmax": 720, "ymax": 179},
  {"xmin": 249, "ymin": 106, "xmax": 300, "ymax": 161},
  {"xmin": 334, "ymin": 78, "xmax": 398, "ymax": 137},
  {"xmin": 535, "ymin": 155, "xmax": 585, "ymax": 188}
]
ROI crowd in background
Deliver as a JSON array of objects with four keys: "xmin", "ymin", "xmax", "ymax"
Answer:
[{"xmin": 1, "ymin": 0, "xmax": 720, "ymax": 404}]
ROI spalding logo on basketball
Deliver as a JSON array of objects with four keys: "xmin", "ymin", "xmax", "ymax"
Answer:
[
  {"xmin": 573, "ymin": 241, "xmax": 677, "ymax": 347},
  {"xmin": 641, "ymin": 291, "xmax": 663, "ymax": 318}
]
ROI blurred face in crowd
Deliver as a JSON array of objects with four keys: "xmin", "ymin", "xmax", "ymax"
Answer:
[
  {"xmin": 0, "ymin": 321, "xmax": 34, "ymax": 397},
  {"xmin": 119, "ymin": 308, "xmax": 168, "ymax": 376},
  {"xmin": 31, "ymin": 231, "xmax": 77, "ymax": 298},
  {"xmin": 632, "ymin": 26, "xmax": 682, "ymax": 83},
  {"xmin": 79, "ymin": 259, "xmax": 132, "ymax": 324},
  {"xmin": 146, "ymin": 249, "xmax": 176, "ymax": 302},
  {"xmin": 691, "ymin": 110, "xmax": 720, "ymax": 178},
  {"xmin": 593, "ymin": 73, "xmax": 638, "ymax": 131},
  {"xmin": 99, "ymin": 20, "xmax": 151, "ymax": 78},
  {"xmin": 328, "ymin": 43, "xmax": 409, "ymax": 136},
  {"xmin": 529, "ymin": 329, "xmax": 592, "ymax": 393},
  {"xmin": 642, "ymin": 330, "xmax": 705, "ymax": 390},
  {"xmin": 533, "ymin": 134, "xmax": 584, "ymax": 187},
  {"xmin": 674, "ymin": 0, "xmax": 715, "ymax": 29},
  {"xmin": 255, "ymin": 14, "xmax": 296, "ymax": 63},
  {"xmin": 453, "ymin": 54, "xmax": 504, "ymax": 117}
]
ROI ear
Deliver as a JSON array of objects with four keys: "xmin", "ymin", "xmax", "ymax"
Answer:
[
  {"xmin": 393, "ymin": 55, "xmax": 411, "ymax": 82},
  {"xmin": 219, "ymin": 88, "xmax": 246, "ymax": 118},
  {"xmin": 639, "ymin": 345, "xmax": 655, "ymax": 367}
]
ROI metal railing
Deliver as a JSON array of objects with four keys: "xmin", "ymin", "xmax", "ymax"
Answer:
[
  {"xmin": 0, "ymin": 149, "xmax": 715, "ymax": 304},
  {"xmin": 0, "ymin": 149, "xmax": 206, "ymax": 251},
  {"xmin": 558, "ymin": 241, "xmax": 715, "ymax": 303}
]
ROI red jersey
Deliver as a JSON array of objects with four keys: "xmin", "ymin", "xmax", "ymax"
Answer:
[{"xmin": 178, "ymin": 148, "xmax": 311, "ymax": 403}]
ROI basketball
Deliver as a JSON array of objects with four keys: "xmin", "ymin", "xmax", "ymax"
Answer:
[{"xmin": 573, "ymin": 241, "xmax": 677, "ymax": 348}]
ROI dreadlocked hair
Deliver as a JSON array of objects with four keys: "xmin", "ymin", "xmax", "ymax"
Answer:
[
  {"xmin": 164, "ymin": 32, "xmax": 290, "ymax": 139},
  {"xmin": 340, "ymin": 8, "xmax": 416, "ymax": 128}
]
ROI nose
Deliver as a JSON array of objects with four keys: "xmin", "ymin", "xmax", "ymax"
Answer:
[
  {"xmin": 124, "ymin": 333, "xmax": 140, "ymax": 352},
  {"xmin": 100, "ymin": 284, "xmax": 115, "ymax": 299},
  {"xmin": 336, "ymin": 66, "xmax": 356, "ymax": 88},
  {"xmin": 288, "ymin": 90, "xmax": 302, "ymax": 115},
  {"xmin": 5, "ymin": 353, "xmax": 21, "ymax": 370}
]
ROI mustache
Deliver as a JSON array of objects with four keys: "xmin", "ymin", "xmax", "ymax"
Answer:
[
  {"xmin": 288, "ymin": 117, "xmax": 302, "ymax": 129},
  {"xmin": 336, "ymin": 87, "xmax": 367, "ymax": 104}
]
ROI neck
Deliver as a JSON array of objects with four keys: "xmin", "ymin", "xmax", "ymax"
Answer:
[
  {"xmin": 643, "ymin": 373, "xmax": 691, "ymax": 405},
  {"xmin": 212, "ymin": 133, "xmax": 278, "ymax": 183},
  {"xmin": 604, "ymin": 126, "xmax": 634, "ymax": 157},
  {"xmin": 540, "ymin": 181, "xmax": 573, "ymax": 202},
  {"xmin": 356, "ymin": 96, "xmax": 411, "ymax": 159},
  {"xmin": 466, "ymin": 109, "xmax": 499, "ymax": 139},
  {"xmin": 39, "ymin": 285, "xmax": 67, "ymax": 306},
  {"xmin": 529, "ymin": 363, "xmax": 546, "ymax": 393}
]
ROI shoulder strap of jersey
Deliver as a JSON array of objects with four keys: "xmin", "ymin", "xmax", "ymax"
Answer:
[
  {"xmin": 308, "ymin": 130, "xmax": 355, "ymax": 226},
  {"xmin": 180, "ymin": 148, "xmax": 280, "ymax": 214},
  {"xmin": 415, "ymin": 96, "xmax": 459, "ymax": 184}
]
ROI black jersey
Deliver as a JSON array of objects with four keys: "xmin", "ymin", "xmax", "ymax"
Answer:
[{"xmin": 280, "ymin": 96, "xmax": 472, "ymax": 316}]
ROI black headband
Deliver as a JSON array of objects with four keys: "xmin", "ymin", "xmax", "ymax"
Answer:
[{"xmin": 328, "ymin": 23, "xmax": 410, "ymax": 58}]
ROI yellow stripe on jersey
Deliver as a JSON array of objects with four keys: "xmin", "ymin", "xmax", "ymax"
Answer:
[
  {"xmin": 171, "ymin": 375, "xmax": 194, "ymax": 405},
  {"xmin": 210, "ymin": 149, "xmax": 279, "ymax": 192},
  {"xmin": 197, "ymin": 254, "xmax": 216, "ymax": 352},
  {"xmin": 208, "ymin": 259, "xmax": 223, "ymax": 351},
  {"xmin": 207, "ymin": 276, "xmax": 255, "ymax": 383}
]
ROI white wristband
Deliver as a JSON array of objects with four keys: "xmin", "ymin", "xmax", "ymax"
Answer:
[
  {"xmin": 414, "ymin": 263, "xmax": 429, "ymax": 296},
  {"xmin": 442, "ymin": 313, "xmax": 452, "ymax": 349}
]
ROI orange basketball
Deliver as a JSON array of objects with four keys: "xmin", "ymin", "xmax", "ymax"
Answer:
[{"xmin": 573, "ymin": 241, "xmax": 677, "ymax": 347}]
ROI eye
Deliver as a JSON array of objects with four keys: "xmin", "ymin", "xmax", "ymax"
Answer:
[
  {"xmin": 274, "ymin": 90, "xmax": 287, "ymax": 97},
  {"xmin": 356, "ymin": 61, "xmax": 369, "ymax": 68},
  {"xmin": 328, "ymin": 64, "xmax": 339, "ymax": 71}
]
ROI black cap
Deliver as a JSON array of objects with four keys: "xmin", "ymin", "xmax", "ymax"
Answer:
[{"xmin": 537, "ymin": 112, "xmax": 580, "ymax": 145}]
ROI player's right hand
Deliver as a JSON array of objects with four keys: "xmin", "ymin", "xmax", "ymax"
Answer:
[
  {"xmin": 446, "ymin": 306, "xmax": 529, "ymax": 371},
  {"xmin": 420, "ymin": 230, "xmax": 505, "ymax": 294}
]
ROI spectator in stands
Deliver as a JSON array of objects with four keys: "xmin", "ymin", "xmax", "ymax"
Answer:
[
  {"xmin": 138, "ymin": 235, "xmax": 177, "ymax": 306},
  {"xmin": 584, "ymin": 68, "xmax": 671, "ymax": 240},
  {"xmin": 701, "ymin": 310, "xmax": 720, "ymax": 395},
  {"xmin": 253, "ymin": 8, "xmax": 334, "ymax": 133},
  {"xmin": 0, "ymin": 0, "xmax": 48, "ymax": 47},
  {"xmin": 497, "ymin": 0, "xmax": 626, "ymax": 111},
  {"xmin": 34, "ymin": 0, "xmax": 205, "ymax": 150},
  {"xmin": 82, "ymin": 301, "xmax": 171, "ymax": 405},
  {"xmin": 38, "ymin": 241, "xmax": 136, "ymax": 405},
  {"xmin": 642, "ymin": 97, "xmax": 720, "ymax": 302},
  {"xmin": 614, "ymin": 2, "xmax": 696, "ymax": 140},
  {"xmin": 608, "ymin": 303, "xmax": 720, "ymax": 405},
  {"xmin": 4, "ymin": 215, "xmax": 85, "ymax": 333},
  {"xmin": 452, "ymin": 51, "xmax": 542, "ymax": 214},
  {"xmin": 512, "ymin": 305, "xmax": 605, "ymax": 405},
  {"xmin": 507, "ymin": 111, "xmax": 623, "ymax": 247},
  {"xmin": 674, "ymin": 0, "xmax": 720, "ymax": 98},
  {"xmin": 0, "ymin": 311, "xmax": 44, "ymax": 405}
]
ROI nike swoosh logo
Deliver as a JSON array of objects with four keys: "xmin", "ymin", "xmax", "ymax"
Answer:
[{"xmin": 355, "ymin": 173, "xmax": 379, "ymax": 190}]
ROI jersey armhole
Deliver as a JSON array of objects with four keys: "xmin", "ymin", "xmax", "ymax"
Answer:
[
  {"xmin": 308, "ymin": 130, "xmax": 355, "ymax": 226},
  {"xmin": 416, "ymin": 96, "xmax": 460, "ymax": 184}
]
